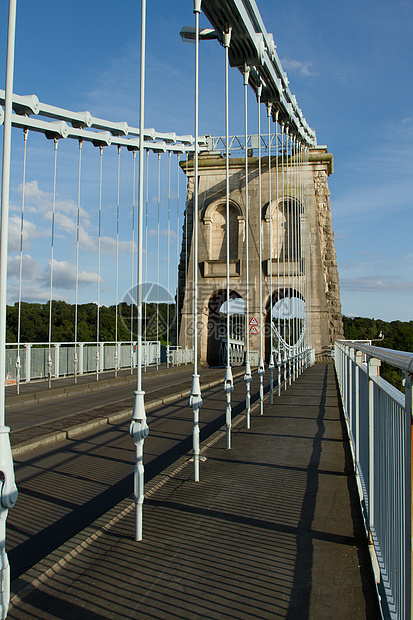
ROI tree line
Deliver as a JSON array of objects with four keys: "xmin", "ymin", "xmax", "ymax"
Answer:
[
  {"xmin": 6, "ymin": 303, "xmax": 412, "ymax": 390},
  {"xmin": 6, "ymin": 301, "xmax": 176, "ymax": 345},
  {"xmin": 342, "ymin": 315, "xmax": 413, "ymax": 391}
]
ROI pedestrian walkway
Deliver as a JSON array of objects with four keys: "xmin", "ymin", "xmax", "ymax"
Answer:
[{"xmin": 8, "ymin": 364, "xmax": 380, "ymax": 619}]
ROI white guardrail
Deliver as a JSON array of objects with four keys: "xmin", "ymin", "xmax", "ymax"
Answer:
[
  {"xmin": 334, "ymin": 341, "xmax": 412, "ymax": 620},
  {"xmin": 4, "ymin": 341, "xmax": 194, "ymax": 385}
]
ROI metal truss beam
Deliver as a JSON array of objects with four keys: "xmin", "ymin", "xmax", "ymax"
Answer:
[
  {"xmin": 206, "ymin": 133, "xmax": 283, "ymax": 152},
  {"xmin": 201, "ymin": 0, "xmax": 317, "ymax": 146},
  {"xmin": 0, "ymin": 89, "xmax": 207, "ymax": 153}
]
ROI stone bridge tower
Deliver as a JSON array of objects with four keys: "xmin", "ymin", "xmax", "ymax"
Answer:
[{"xmin": 177, "ymin": 146, "xmax": 343, "ymax": 365}]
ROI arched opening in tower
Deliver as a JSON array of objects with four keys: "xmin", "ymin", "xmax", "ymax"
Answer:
[
  {"xmin": 206, "ymin": 290, "xmax": 244, "ymax": 367},
  {"xmin": 265, "ymin": 288, "xmax": 306, "ymax": 361}
]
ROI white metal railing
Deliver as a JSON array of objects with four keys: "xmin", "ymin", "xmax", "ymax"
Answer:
[
  {"xmin": 169, "ymin": 346, "xmax": 194, "ymax": 366},
  {"xmin": 5, "ymin": 341, "xmax": 194, "ymax": 386},
  {"xmin": 219, "ymin": 336, "xmax": 245, "ymax": 366},
  {"xmin": 335, "ymin": 341, "xmax": 412, "ymax": 620}
]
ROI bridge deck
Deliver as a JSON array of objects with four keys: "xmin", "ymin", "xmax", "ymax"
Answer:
[{"xmin": 8, "ymin": 364, "xmax": 380, "ymax": 619}]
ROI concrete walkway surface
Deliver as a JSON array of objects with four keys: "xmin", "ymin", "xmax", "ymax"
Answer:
[{"xmin": 8, "ymin": 364, "xmax": 381, "ymax": 619}]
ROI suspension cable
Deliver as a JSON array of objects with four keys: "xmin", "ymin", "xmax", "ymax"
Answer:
[
  {"xmin": 223, "ymin": 28, "xmax": 233, "ymax": 449},
  {"xmin": 286, "ymin": 127, "xmax": 292, "ymax": 385},
  {"xmin": 185, "ymin": 156, "xmax": 189, "ymax": 355},
  {"xmin": 156, "ymin": 152, "xmax": 161, "ymax": 369},
  {"xmin": 281, "ymin": 123, "xmax": 287, "ymax": 389},
  {"xmin": 267, "ymin": 105, "xmax": 275, "ymax": 403},
  {"xmin": 276, "ymin": 111, "xmax": 281, "ymax": 396},
  {"xmin": 74, "ymin": 139, "xmax": 82, "ymax": 384},
  {"xmin": 257, "ymin": 82, "xmax": 265, "ymax": 416},
  {"xmin": 144, "ymin": 149, "xmax": 149, "ymax": 368},
  {"xmin": 243, "ymin": 63, "xmax": 252, "ymax": 429},
  {"xmin": 290, "ymin": 134, "xmax": 295, "ymax": 378},
  {"xmin": 115, "ymin": 145, "xmax": 121, "ymax": 376},
  {"xmin": 176, "ymin": 152, "xmax": 180, "ymax": 362},
  {"xmin": 292, "ymin": 136, "xmax": 299, "ymax": 380},
  {"xmin": 16, "ymin": 128, "xmax": 28, "ymax": 395},
  {"xmin": 48, "ymin": 137, "xmax": 58, "ymax": 389},
  {"xmin": 296, "ymin": 141, "xmax": 301, "ymax": 368},
  {"xmin": 131, "ymin": 149, "xmax": 137, "ymax": 375},
  {"xmin": 167, "ymin": 151, "xmax": 171, "ymax": 367},
  {"xmin": 96, "ymin": 146, "xmax": 103, "ymax": 381},
  {"xmin": 189, "ymin": 0, "xmax": 203, "ymax": 483}
]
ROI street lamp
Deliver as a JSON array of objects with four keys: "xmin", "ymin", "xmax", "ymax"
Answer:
[{"xmin": 180, "ymin": 26, "xmax": 218, "ymax": 43}]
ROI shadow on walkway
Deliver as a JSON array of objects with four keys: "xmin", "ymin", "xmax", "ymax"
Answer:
[{"xmin": 9, "ymin": 364, "xmax": 381, "ymax": 619}]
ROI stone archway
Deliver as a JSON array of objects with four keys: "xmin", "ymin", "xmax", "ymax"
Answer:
[
  {"xmin": 265, "ymin": 288, "xmax": 306, "ymax": 361},
  {"xmin": 206, "ymin": 289, "xmax": 244, "ymax": 366}
]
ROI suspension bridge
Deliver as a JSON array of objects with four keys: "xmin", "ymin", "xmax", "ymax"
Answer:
[{"xmin": 0, "ymin": 1, "xmax": 411, "ymax": 619}]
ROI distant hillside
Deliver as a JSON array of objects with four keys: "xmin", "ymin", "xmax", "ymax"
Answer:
[{"xmin": 342, "ymin": 315, "xmax": 413, "ymax": 391}]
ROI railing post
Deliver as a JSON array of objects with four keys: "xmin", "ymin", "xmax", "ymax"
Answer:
[
  {"xmin": 54, "ymin": 343, "xmax": 60, "ymax": 379},
  {"xmin": 348, "ymin": 346, "xmax": 354, "ymax": 432},
  {"xmin": 343, "ymin": 344, "xmax": 348, "ymax": 416},
  {"xmin": 404, "ymin": 371, "xmax": 413, "ymax": 618},
  {"xmin": 355, "ymin": 350, "xmax": 363, "ymax": 473},
  {"xmin": 78, "ymin": 342, "xmax": 84, "ymax": 376},
  {"xmin": 114, "ymin": 342, "xmax": 119, "ymax": 376},
  {"xmin": 99, "ymin": 342, "xmax": 104, "ymax": 373},
  {"xmin": 25, "ymin": 343, "xmax": 31, "ymax": 384},
  {"xmin": 367, "ymin": 356, "xmax": 380, "ymax": 530}
]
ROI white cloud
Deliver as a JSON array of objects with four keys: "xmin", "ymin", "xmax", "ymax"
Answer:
[
  {"xmin": 281, "ymin": 58, "xmax": 317, "ymax": 77},
  {"xmin": 8, "ymin": 215, "xmax": 46, "ymax": 252},
  {"xmin": 23, "ymin": 180, "xmax": 52, "ymax": 211},
  {"xmin": 7, "ymin": 254, "xmax": 102, "ymax": 298},
  {"xmin": 20, "ymin": 180, "xmax": 91, "ymax": 228},
  {"xmin": 7, "ymin": 283, "xmax": 65, "ymax": 304},
  {"xmin": 77, "ymin": 228, "xmax": 136, "ymax": 256},
  {"xmin": 8, "ymin": 254, "xmax": 41, "ymax": 280},
  {"xmin": 53, "ymin": 211, "xmax": 77, "ymax": 234},
  {"xmin": 48, "ymin": 259, "xmax": 101, "ymax": 289}
]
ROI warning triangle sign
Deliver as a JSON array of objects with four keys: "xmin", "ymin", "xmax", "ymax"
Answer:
[
  {"xmin": 249, "ymin": 325, "xmax": 259, "ymax": 335},
  {"xmin": 249, "ymin": 316, "xmax": 258, "ymax": 326}
]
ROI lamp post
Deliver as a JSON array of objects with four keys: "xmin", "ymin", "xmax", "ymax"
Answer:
[
  {"xmin": 181, "ymin": 8, "xmax": 219, "ymax": 480},
  {"xmin": 129, "ymin": 0, "xmax": 149, "ymax": 543}
]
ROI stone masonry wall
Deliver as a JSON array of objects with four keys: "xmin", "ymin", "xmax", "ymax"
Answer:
[{"xmin": 312, "ymin": 167, "xmax": 344, "ymax": 342}]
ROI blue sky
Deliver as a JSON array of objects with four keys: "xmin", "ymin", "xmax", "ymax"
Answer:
[{"xmin": 1, "ymin": 0, "xmax": 412, "ymax": 321}]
